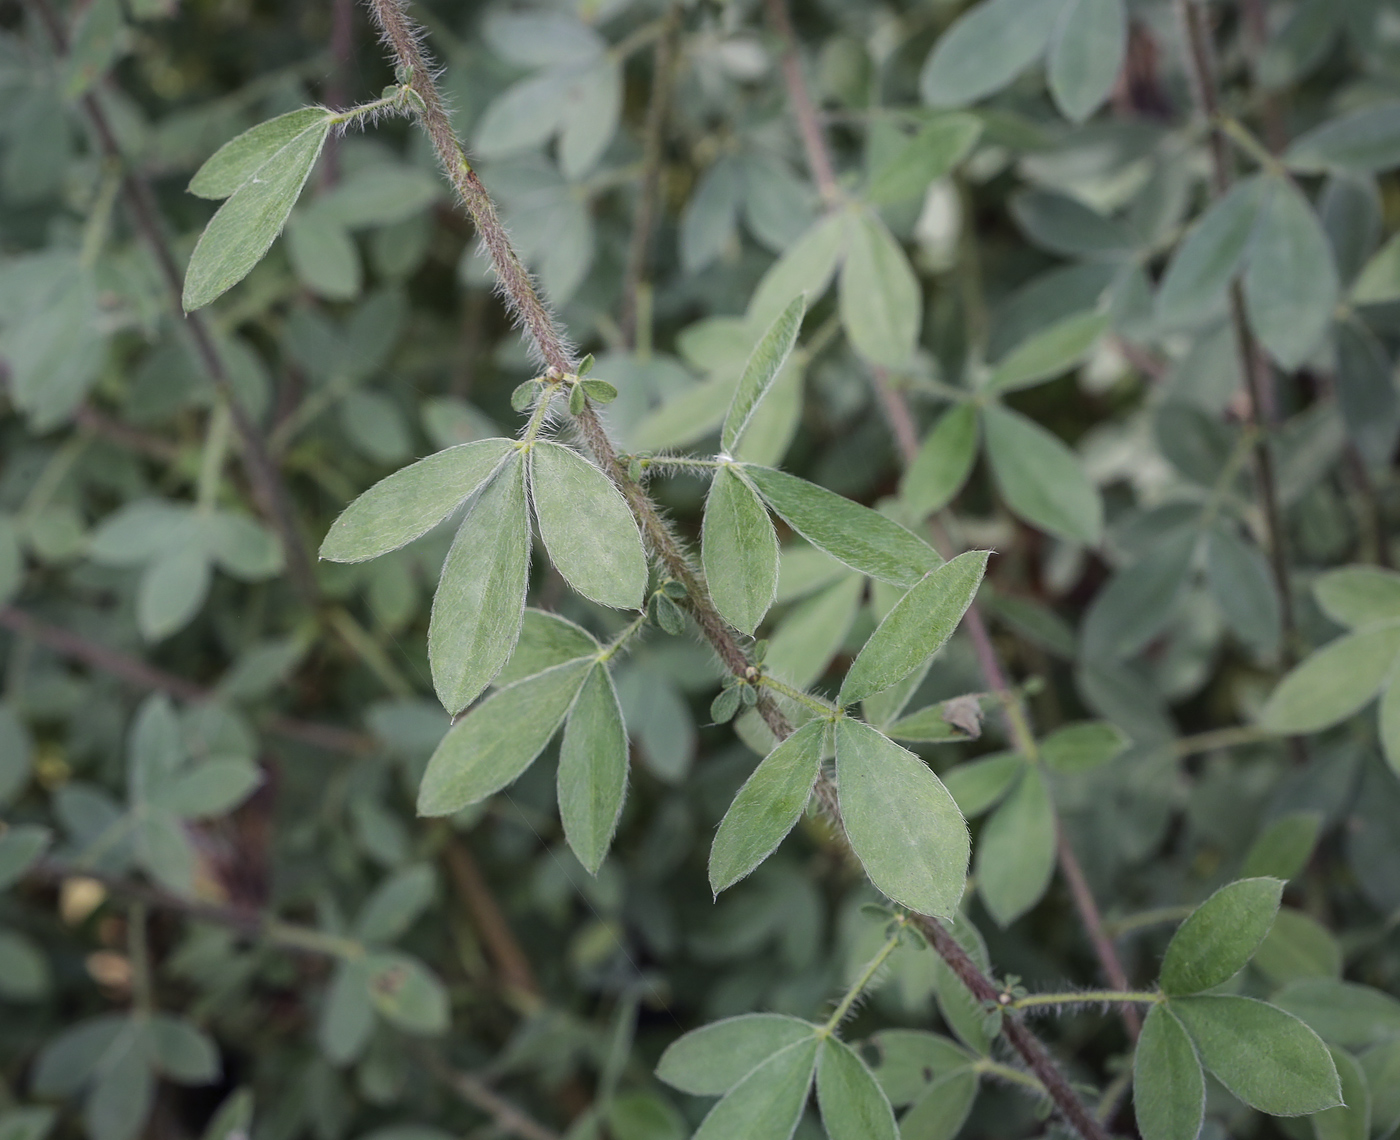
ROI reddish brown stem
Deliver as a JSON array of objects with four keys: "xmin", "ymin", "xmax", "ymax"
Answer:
[
  {"xmin": 443, "ymin": 837, "xmax": 541, "ymax": 1004},
  {"xmin": 763, "ymin": 0, "xmax": 839, "ymax": 205}
]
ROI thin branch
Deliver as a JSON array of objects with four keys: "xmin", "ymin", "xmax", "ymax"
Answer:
[
  {"xmin": 1056, "ymin": 829, "xmax": 1142, "ymax": 1038},
  {"xmin": 619, "ymin": 4, "xmax": 681, "ymax": 349},
  {"xmin": 28, "ymin": 0, "xmax": 321, "ymax": 606},
  {"xmin": 0, "ymin": 606, "xmax": 375, "ymax": 756},
  {"xmin": 442, "ymin": 836, "xmax": 542, "ymax": 1008},
  {"xmin": 763, "ymin": 0, "xmax": 839, "ymax": 205},
  {"xmin": 361, "ymin": 6, "xmax": 1109, "ymax": 1138},
  {"xmin": 416, "ymin": 1051, "xmax": 561, "ymax": 1140}
]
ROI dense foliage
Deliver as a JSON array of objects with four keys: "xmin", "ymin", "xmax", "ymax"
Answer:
[{"xmin": 4, "ymin": 1, "xmax": 1400, "ymax": 1140}]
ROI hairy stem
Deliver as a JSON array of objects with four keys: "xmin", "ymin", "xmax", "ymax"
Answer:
[
  {"xmin": 1011, "ymin": 990, "xmax": 1160, "ymax": 1012},
  {"xmin": 826, "ymin": 922, "xmax": 904, "ymax": 1032}
]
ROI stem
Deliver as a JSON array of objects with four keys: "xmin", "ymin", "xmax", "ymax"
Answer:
[
  {"xmin": 825, "ymin": 923, "xmax": 904, "ymax": 1032},
  {"xmin": 763, "ymin": 0, "xmax": 840, "ymax": 205},
  {"xmin": 128, "ymin": 901, "xmax": 153, "ymax": 1012},
  {"xmin": 328, "ymin": 607, "xmax": 416, "ymax": 697},
  {"xmin": 263, "ymin": 919, "xmax": 364, "ymax": 960},
  {"xmin": 1057, "ymin": 828, "xmax": 1142, "ymax": 1038},
  {"xmin": 1103, "ymin": 906, "xmax": 1195, "ymax": 939},
  {"xmin": 196, "ymin": 401, "xmax": 233, "ymax": 512},
  {"xmin": 759, "ymin": 674, "xmax": 841, "ymax": 718},
  {"xmin": 974, "ymin": 1059, "xmax": 1047, "ymax": 1096},
  {"xmin": 441, "ymin": 837, "xmax": 541, "ymax": 1007},
  {"xmin": 1174, "ymin": 723, "xmax": 1276, "ymax": 757},
  {"xmin": 1011, "ymin": 990, "xmax": 1160, "ymax": 1011}
]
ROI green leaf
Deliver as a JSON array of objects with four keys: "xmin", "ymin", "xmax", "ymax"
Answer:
[
  {"xmin": 138, "ymin": 812, "xmax": 199, "ymax": 896},
  {"xmin": 1314, "ymin": 567, "xmax": 1400, "ymax": 629},
  {"xmin": 138, "ymin": 546, "xmax": 210, "ymax": 642},
  {"xmin": 869, "ymin": 1031, "xmax": 973, "ymax": 1107},
  {"xmin": 1046, "ymin": 0, "xmax": 1126, "ymax": 123},
  {"xmin": 943, "ymin": 752, "xmax": 1023, "ymax": 817},
  {"xmin": 496, "ymin": 608, "xmax": 600, "ymax": 686},
  {"xmin": 1040, "ymin": 721, "xmax": 1127, "ymax": 773},
  {"xmin": 764, "ymin": 573, "xmax": 865, "ymax": 690},
  {"xmin": 0, "ymin": 929, "xmax": 51, "ymax": 1000},
  {"xmin": 200, "ymin": 1091, "xmax": 253, "ymax": 1140},
  {"xmin": 417, "ymin": 657, "xmax": 592, "ymax": 816},
  {"xmin": 1382, "ymin": 673, "xmax": 1400, "ymax": 778},
  {"xmin": 982, "ymin": 405, "xmax": 1102, "ymax": 545},
  {"xmin": 866, "ymin": 115, "xmax": 982, "ymax": 206},
  {"xmin": 1334, "ymin": 319, "xmax": 1400, "ymax": 473},
  {"xmin": 317, "ymin": 165, "xmax": 442, "ymax": 229},
  {"xmin": 85, "ymin": 1028, "xmax": 155, "ymax": 1140},
  {"xmin": 557, "ymin": 664, "xmax": 628, "ymax": 874},
  {"xmin": 656, "ymin": 1014, "xmax": 819, "ymax": 1096},
  {"xmin": 840, "ymin": 550, "xmax": 988, "ymax": 705},
  {"xmin": 723, "ymin": 295, "xmax": 806, "ymax": 455},
  {"xmin": 354, "ymin": 863, "xmax": 437, "ymax": 943},
  {"xmin": 1315, "ymin": 1046, "xmax": 1371, "ymax": 1140},
  {"xmin": 0, "ymin": 514, "xmax": 21, "ymax": 608},
  {"xmin": 1286, "ymin": 103, "xmax": 1400, "ymax": 174},
  {"xmin": 1012, "ymin": 190, "xmax": 1135, "ymax": 260},
  {"xmin": 1243, "ymin": 179, "xmax": 1340, "ymax": 369},
  {"xmin": 0, "ymin": 1108, "xmax": 57, "ymax": 1140},
  {"xmin": 0, "ymin": 824, "xmax": 51, "ymax": 889},
  {"xmin": 365, "ymin": 951, "xmax": 449, "ymax": 1035},
  {"xmin": 1156, "ymin": 177, "xmax": 1264, "ymax": 329},
  {"xmin": 709, "ymin": 720, "xmax": 824, "ymax": 894},
  {"xmin": 529, "ymin": 442, "xmax": 647, "ymax": 611},
  {"xmin": 898, "ymin": 1069, "xmax": 979, "ymax": 1140},
  {"xmin": 815, "ymin": 1037, "xmax": 898, "ymax": 1140},
  {"xmin": 32, "ymin": 1015, "xmax": 126, "ymax": 1095},
  {"xmin": 320, "ymin": 439, "xmax": 515, "ymax": 563},
  {"xmin": 749, "ymin": 213, "xmax": 847, "ymax": 327},
  {"xmin": 835, "ymin": 718, "xmax": 969, "ymax": 918},
  {"xmin": 153, "ymin": 758, "xmax": 262, "ymax": 817},
  {"xmin": 1080, "ymin": 531, "xmax": 1196, "ymax": 662},
  {"xmin": 840, "ymin": 211, "xmax": 921, "ymax": 368},
  {"xmin": 703, "ymin": 467, "xmax": 780, "ymax": 635},
  {"xmin": 692, "ymin": 1037, "xmax": 820, "ymax": 1140},
  {"xmin": 428, "ymin": 452, "xmax": 532, "ymax": 715},
  {"xmin": 1242, "ymin": 812, "xmax": 1322, "ymax": 880},
  {"xmin": 1351, "ymin": 233, "xmax": 1400, "ymax": 305},
  {"xmin": 885, "ymin": 697, "xmax": 985, "ymax": 743},
  {"xmin": 744, "ymin": 465, "xmax": 939, "ymax": 587},
  {"xmin": 286, "ymin": 211, "xmax": 361, "ymax": 301},
  {"xmin": 975, "ymin": 766, "xmax": 1056, "ymax": 927},
  {"xmin": 147, "ymin": 1015, "xmax": 220, "ymax": 1083},
  {"xmin": 1271, "ymin": 980, "xmax": 1400, "ymax": 1051},
  {"xmin": 319, "ymin": 958, "xmax": 374, "ymax": 1064},
  {"xmin": 1160, "ymin": 878, "xmax": 1284, "ymax": 995},
  {"xmin": 189, "ymin": 108, "xmax": 335, "ymax": 199},
  {"xmin": 1134, "ymin": 1004, "xmax": 1205, "ymax": 1140},
  {"xmin": 900, "ymin": 405, "xmax": 979, "ymax": 518},
  {"xmin": 984, "ymin": 310, "xmax": 1109, "ymax": 394},
  {"xmin": 919, "ymin": 0, "xmax": 1065, "ymax": 108},
  {"xmin": 1170, "ymin": 995, "xmax": 1342, "ymax": 1116},
  {"xmin": 1360, "ymin": 1039, "xmax": 1400, "ymax": 1140},
  {"xmin": 1207, "ymin": 526, "xmax": 1283, "ymax": 655},
  {"xmin": 1259, "ymin": 624, "xmax": 1400, "ymax": 734},
  {"xmin": 1253, "ymin": 909, "xmax": 1343, "ymax": 986},
  {"xmin": 183, "ymin": 114, "xmax": 334, "ymax": 310}
]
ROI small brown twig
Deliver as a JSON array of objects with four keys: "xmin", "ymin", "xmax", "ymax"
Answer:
[
  {"xmin": 442, "ymin": 837, "xmax": 541, "ymax": 1005},
  {"xmin": 763, "ymin": 0, "xmax": 839, "ymax": 205}
]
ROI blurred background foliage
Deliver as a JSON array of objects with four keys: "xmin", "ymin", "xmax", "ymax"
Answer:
[{"xmin": 3, "ymin": 0, "xmax": 1400, "ymax": 1138}]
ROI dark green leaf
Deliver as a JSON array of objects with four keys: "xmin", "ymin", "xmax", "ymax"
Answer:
[
  {"xmin": 656, "ymin": 1015, "xmax": 818, "ymax": 1096},
  {"xmin": 975, "ymin": 767, "xmax": 1055, "ymax": 926},
  {"xmin": 703, "ymin": 466, "xmax": 780, "ymax": 635},
  {"xmin": 919, "ymin": 0, "xmax": 1065, "ymax": 108},
  {"xmin": 982, "ymin": 405, "xmax": 1102, "ymax": 545},
  {"xmin": 1134, "ymin": 1004, "xmax": 1205, "ymax": 1140},
  {"xmin": 557, "ymin": 664, "xmax": 629, "ymax": 874},
  {"xmin": 815, "ymin": 1037, "xmax": 897, "ymax": 1140},
  {"xmin": 1160, "ymin": 878, "xmax": 1283, "ymax": 995}
]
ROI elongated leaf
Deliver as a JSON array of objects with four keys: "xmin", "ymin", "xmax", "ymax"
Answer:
[
  {"xmin": 1314, "ymin": 567, "xmax": 1400, "ymax": 629},
  {"xmin": 190, "ymin": 108, "xmax": 335, "ymax": 199},
  {"xmin": 1361, "ymin": 1039, "xmax": 1400, "ymax": 1140},
  {"xmin": 885, "ymin": 697, "xmax": 984, "ymax": 744},
  {"xmin": 985, "ymin": 310, "xmax": 1108, "ymax": 394},
  {"xmin": 355, "ymin": 864, "xmax": 437, "ymax": 943},
  {"xmin": 557, "ymin": 664, "xmax": 628, "ymax": 874},
  {"xmin": 867, "ymin": 115, "xmax": 982, "ymax": 206},
  {"xmin": 1161, "ymin": 878, "xmax": 1284, "ymax": 995},
  {"xmin": 835, "ymin": 718, "xmax": 969, "ymax": 918},
  {"xmin": 1381, "ymin": 673, "xmax": 1400, "ymax": 778},
  {"xmin": 840, "ymin": 212, "xmax": 920, "ymax": 368},
  {"xmin": 749, "ymin": 213, "xmax": 847, "ymax": 326},
  {"xmin": 745, "ymin": 465, "xmax": 939, "ymax": 586},
  {"xmin": 530, "ymin": 442, "xmax": 646, "ymax": 610},
  {"xmin": 1314, "ymin": 1046, "xmax": 1371, "ymax": 1140},
  {"xmin": 1171, "ymin": 995, "xmax": 1342, "ymax": 1116},
  {"xmin": 1253, "ymin": 909, "xmax": 1342, "ymax": 986},
  {"xmin": 1040, "ymin": 721, "xmax": 1127, "ymax": 773},
  {"xmin": 982, "ymin": 405, "xmax": 1102, "ymax": 545},
  {"xmin": 321, "ymin": 441, "xmax": 515, "ymax": 564},
  {"xmin": 723, "ymin": 295, "xmax": 805, "ymax": 454},
  {"xmin": 0, "ymin": 824, "xmax": 51, "ymax": 890},
  {"xmin": 418, "ymin": 657, "xmax": 592, "ymax": 815},
  {"xmin": 497, "ymin": 608, "xmax": 600, "ymax": 686},
  {"xmin": 943, "ymin": 752, "xmax": 1023, "ymax": 817},
  {"xmin": 1047, "ymin": 0, "xmax": 1126, "ymax": 123},
  {"xmin": 765, "ymin": 573, "xmax": 865, "ymax": 690},
  {"xmin": 692, "ymin": 1037, "xmax": 820, "ymax": 1140},
  {"xmin": 1242, "ymin": 812, "xmax": 1322, "ymax": 880},
  {"xmin": 1243, "ymin": 180, "xmax": 1340, "ymax": 369},
  {"xmin": 1080, "ymin": 531, "xmax": 1195, "ymax": 662},
  {"xmin": 1334, "ymin": 320, "xmax": 1400, "ymax": 472},
  {"xmin": 703, "ymin": 467, "xmax": 780, "ymax": 635},
  {"xmin": 900, "ymin": 405, "xmax": 979, "ymax": 518},
  {"xmin": 919, "ymin": 0, "xmax": 1065, "ymax": 108},
  {"xmin": 1352, "ymin": 232, "xmax": 1400, "ymax": 305},
  {"xmin": 840, "ymin": 551, "xmax": 988, "ymax": 705},
  {"xmin": 1134, "ymin": 1004, "xmax": 1205, "ymax": 1140},
  {"xmin": 816, "ymin": 1037, "xmax": 898, "ymax": 1140},
  {"xmin": 1156, "ymin": 177, "xmax": 1264, "ymax": 329},
  {"xmin": 1207, "ymin": 526, "xmax": 1282, "ymax": 655},
  {"xmin": 656, "ymin": 1014, "xmax": 818, "ymax": 1096},
  {"xmin": 428, "ymin": 453, "xmax": 532, "ymax": 714},
  {"xmin": 709, "ymin": 720, "xmax": 824, "ymax": 893},
  {"xmin": 184, "ymin": 117, "xmax": 333, "ymax": 310},
  {"xmin": 1259, "ymin": 624, "xmax": 1400, "ymax": 734},
  {"xmin": 975, "ymin": 767, "xmax": 1055, "ymax": 926},
  {"xmin": 1286, "ymin": 103, "xmax": 1400, "ymax": 174},
  {"xmin": 1272, "ymin": 980, "xmax": 1400, "ymax": 1050},
  {"xmin": 869, "ymin": 1031, "xmax": 972, "ymax": 1107},
  {"xmin": 899, "ymin": 1068, "xmax": 978, "ymax": 1140},
  {"xmin": 365, "ymin": 952, "xmax": 449, "ymax": 1034}
]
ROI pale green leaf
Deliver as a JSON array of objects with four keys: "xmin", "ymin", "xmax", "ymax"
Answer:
[
  {"xmin": 898, "ymin": 1068, "xmax": 978, "ymax": 1140},
  {"xmin": 1242, "ymin": 812, "xmax": 1322, "ymax": 880},
  {"xmin": 0, "ymin": 514, "xmax": 20, "ymax": 608},
  {"xmin": 816, "ymin": 1037, "xmax": 898, "ymax": 1140},
  {"xmin": 749, "ymin": 213, "xmax": 847, "ymax": 327},
  {"xmin": 840, "ymin": 550, "xmax": 988, "ymax": 705},
  {"xmin": 982, "ymin": 405, "xmax": 1102, "ymax": 545},
  {"xmin": 286, "ymin": 211, "xmax": 361, "ymax": 301},
  {"xmin": 868, "ymin": 1031, "xmax": 973, "ymax": 1107},
  {"xmin": 723, "ymin": 295, "xmax": 806, "ymax": 455},
  {"xmin": 0, "ymin": 929, "xmax": 51, "ymax": 1000},
  {"xmin": 1271, "ymin": 980, "xmax": 1400, "ymax": 1051},
  {"xmin": 137, "ymin": 546, "xmax": 210, "ymax": 642},
  {"xmin": 0, "ymin": 703, "xmax": 35, "ymax": 807},
  {"xmin": 866, "ymin": 115, "xmax": 982, "ymax": 206},
  {"xmin": 183, "ymin": 118, "xmax": 333, "ymax": 310},
  {"xmin": 1161, "ymin": 878, "xmax": 1284, "ymax": 995},
  {"xmin": 354, "ymin": 863, "xmax": 437, "ymax": 943},
  {"xmin": 1207, "ymin": 526, "xmax": 1282, "ymax": 655},
  {"xmin": 1080, "ymin": 531, "xmax": 1195, "ymax": 662},
  {"xmin": 497, "ymin": 608, "xmax": 600, "ymax": 687},
  {"xmin": 1360, "ymin": 1039, "xmax": 1400, "ymax": 1140},
  {"xmin": 417, "ymin": 657, "xmax": 591, "ymax": 816},
  {"xmin": 152, "ymin": 758, "xmax": 261, "ymax": 818},
  {"xmin": 835, "ymin": 718, "xmax": 969, "ymax": 918},
  {"xmin": 764, "ymin": 573, "xmax": 865, "ymax": 690},
  {"xmin": 189, "ymin": 108, "xmax": 334, "ymax": 199},
  {"xmin": 1134, "ymin": 1004, "xmax": 1205, "ymax": 1140},
  {"xmin": 85, "ymin": 1029, "xmax": 155, "ymax": 1140},
  {"xmin": 984, "ymin": 310, "xmax": 1109, "ymax": 394},
  {"xmin": 1047, "ymin": 0, "xmax": 1126, "ymax": 123},
  {"xmin": 692, "ymin": 1037, "xmax": 820, "ymax": 1140},
  {"xmin": 1156, "ymin": 177, "xmax": 1264, "ymax": 329},
  {"xmin": 1286, "ymin": 103, "xmax": 1400, "ymax": 174},
  {"xmin": 365, "ymin": 951, "xmax": 449, "ymax": 1035},
  {"xmin": 1253, "ymin": 909, "xmax": 1343, "ymax": 986},
  {"xmin": 1314, "ymin": 1046, "xmax": 1371, "ymax": 1140},
  {"xmin": 319, "ymin": 958, "xmax": 374, "ymax": 1064},
  {"xmin": 1314, "ymin": 567, "xmax": 1400, "ymax": 629},
  {"xmin": 900, "ymin": 404, "xmax": 979, "ymax": 518},
  {"xmin": 975, "ymin": 766, "xmax": 1056, "ymax": 927},
  {"xmin": 885, "ymin": 697, "xmax": 985, "ymax": 744},
  {"xmin": 1351, "ymin": 233, "xmax": 1400, "ymax": 305},
  {"xmin": 557, "ymin": 664, "xmax": 628, "ymax": 874},
  {"xmin": 0, "ymin": 824, "xmax": 51, "ymax": 889},
  {"xmin": 529, "ymin": 442, "xmax": 646, "ymax": 611},
  {"xmin": 745, "ymin": 465, "xmax": 939, "ymax": 587},
  {"xmin": 320, "ymin": 439, "xmax": 515, "ymax": 563},
  {"xmin": 1040, "ymin": 721, "xmax": 1127, "ymax": 773},
  {"xmin": 703, "ymin": 466, "xmax": 780, "ymax": 635},
  {"xmin": 840, "ymin": 211, "xmax": 921, "ymax": 368},
  {"xmin": 943, "ymin": 752, "xmax": 1022, "ymax": 817},
  {"xmin": 147, "ymin": 1014, "xmax": 220, "ymax": 1083},
  {"xmin": 919, "ymin": 0, "xmax": 1065, "ymax": 108},
  {"xmin": 1382, "ymin": 674, "xmax": 1400, "ymax": 778},
  {"xmin": 428, "ymin": 453, "xmax": 532, "ymax": 714},
  {"xmin": 1171, "ymin": 995, "xmax": 1342, "ymax": 1116},
  {"xmin": 1259, "ymin": 624, "xmax": 1400, "ymax": 734},
  {"xmin": 656, "ymin": 1014, "xmax": 819, "ymax": 1096},
  {"xmin": 709, "ymin": 720, "xmax": 824, "ymax": 894}
]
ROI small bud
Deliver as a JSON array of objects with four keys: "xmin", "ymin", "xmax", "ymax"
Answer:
[
  {"xmin": 581, "ymin": 379, "xmax": 617, "ymax": 404},
  {"xmin": 662, "ymin": 580, "xmax": 688, "ymax": 600},
  {"xmin": 577, "ymin": 353, "xmax": 595, "ymax": 376},
  {"xmin": 710, "ymin": 686, "xmax": 742, "ymax": 724},
  {"xmin": 654, "ymin": 592, "xmax": 685, "ymax": 635},
  {"xmin": 752, "ymin": 639, "xmax": 769, "ymax": 663},
  {"xmin": 628, "ymin": 457, "xmax": 644, "ymax": 481},
  {"xmin": 739, "ymin": 683, "xmax": 757, "ymax": 708},
  {"xmin": 569, "ymin": 383, "xmax": 586, "ymax": 416},
  {"xmin": 511, "ymin": 380, "xmax": 540, "ymax": 412}
]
